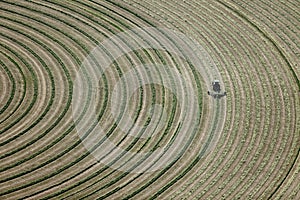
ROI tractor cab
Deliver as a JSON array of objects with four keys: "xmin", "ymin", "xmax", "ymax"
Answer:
[
  {"xmin": 212, "ymin": 80, "xmax": 221, "ymax": 93},
  {"xmin": 208, "ymin": 80, "xmax": 226, "ymax": 98}
]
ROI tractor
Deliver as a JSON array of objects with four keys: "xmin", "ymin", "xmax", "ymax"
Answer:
[{"xmin": 207, "ymin": 80, "xmax": 226, "ymax": 98}]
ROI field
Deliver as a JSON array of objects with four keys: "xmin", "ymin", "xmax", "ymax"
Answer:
[{"xmin": 0, "ymin": 0, "xmax": 299, "ymax": 199}]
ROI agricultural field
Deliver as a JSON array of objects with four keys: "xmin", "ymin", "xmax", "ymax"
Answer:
[{"xmin": 0, "ymin": 0, "xmax": 299, "ymax": 199}]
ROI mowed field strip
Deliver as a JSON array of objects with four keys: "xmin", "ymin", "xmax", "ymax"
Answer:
[{"xmin": 0, "ymin": 0, "xmax": 299, "ymax": 199}]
